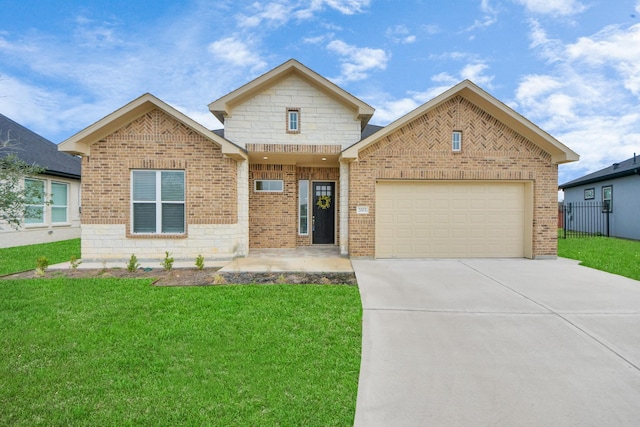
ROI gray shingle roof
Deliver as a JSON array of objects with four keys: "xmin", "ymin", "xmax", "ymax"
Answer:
[
  {"xmin": 559, "ymin": 153, "xmax": 640, "ymax": 189},
  {"xmin": 0, "ymin": 114, "xmax": 81, "ymax": 179}
]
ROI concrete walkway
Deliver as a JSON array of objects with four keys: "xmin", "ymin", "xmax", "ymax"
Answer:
[
  {"xmin": 49, "ymin": 246, "xmax": 353, "ymax": 273},
  {"xmin": 352, "ymin": 258, "xmax": 640, "ymax": 426}
]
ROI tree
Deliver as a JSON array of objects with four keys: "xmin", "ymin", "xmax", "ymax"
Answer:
[{"xmin": 0, "ymin": 134, "xmax": 46, "ymax": 229}]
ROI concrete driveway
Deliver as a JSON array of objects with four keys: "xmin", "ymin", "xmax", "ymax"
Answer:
[{"xmin": 352, "ymin": 258, "xmax": 640, "ymax": 426}]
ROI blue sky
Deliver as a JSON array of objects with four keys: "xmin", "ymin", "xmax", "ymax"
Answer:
[{"xmin": 1, "ymin": 0, "xmax": 639, "ymax": 187}]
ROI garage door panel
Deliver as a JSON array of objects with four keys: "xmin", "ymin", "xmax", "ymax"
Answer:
[{"xmin": 376, "ymin": 181, "xmax": 526, "ymax": 258}]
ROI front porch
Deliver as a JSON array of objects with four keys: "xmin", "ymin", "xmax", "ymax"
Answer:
[{"xmin": 219, "ymin": 246, "xmax": 353, "ymax": 272}]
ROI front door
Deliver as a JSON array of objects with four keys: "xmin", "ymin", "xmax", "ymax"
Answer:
[{"xmin": 312, "ymin": 182, "xmax": 335, "ymax": 244}]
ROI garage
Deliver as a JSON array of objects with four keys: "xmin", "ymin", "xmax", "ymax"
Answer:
[{"xmin": 375, "ymin": 181, "xmax": 532, "ymax": 258}]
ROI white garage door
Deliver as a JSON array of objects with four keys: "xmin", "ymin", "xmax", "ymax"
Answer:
[{"xmin": 376, "ymin": 181, "xmax": 527, "ymax": 258}]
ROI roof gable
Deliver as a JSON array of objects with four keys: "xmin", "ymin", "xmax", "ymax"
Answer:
[
  {"xmin": 342, "ymin": 80, "xmax": 579, "ymax": 165},
  {"xmin": 560, "ymin": 154, "xmax": 640, "ymax": 189},
  {"xmin": 58, "ymin": 94, "xmax": 247, "ymax": 160},
  {"xmin": 208, "ymin": 59, "xmax": 375, "ymax": 130},
  {"xmin": 0, "ymin": 113, "xmax": 81, "ymax": 179}
]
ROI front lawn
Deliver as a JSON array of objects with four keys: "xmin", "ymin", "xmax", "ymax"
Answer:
[
  {"xmin": 0, "ymin": 278, "xmax": 362, "ymax": 426},
  {"xmin": 558, "ymin": 236, "xmax": 640, "ymax": 281},
  {"xmin": 0, "ymin": 239, "xmax": 80, "ymax": 275}
]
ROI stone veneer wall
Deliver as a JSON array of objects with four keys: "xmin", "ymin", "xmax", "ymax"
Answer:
[
  {"xmin": 224, "ymin": 75, "xmax": 361, "ymax": 149},
  {"xmin": 249, "ymin": 164, "xmax": 340, "ymax": 248},
  {"xmin": 348, "ymin": 96, "xmax": 558, "ymax": 258},
  {"xmin": 80, "ymin": 108, "xmax": 240, "ymax": 261}
]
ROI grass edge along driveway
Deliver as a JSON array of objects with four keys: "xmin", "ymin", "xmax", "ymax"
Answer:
[{"xmin": 558, "ymin": 236, "xmax": 640, "ymax": 281}]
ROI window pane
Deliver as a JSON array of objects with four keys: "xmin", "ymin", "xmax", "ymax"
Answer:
[
  {"xmin": 51, "ymin": 207, "xmax": 67, "ymax": 223},
  {"xmin": 25, "ymin": 179, "xmax": 44, "ymax": 204},
  {"xmin": 51, "ymin": 182, "xmax": 68, "ymax": 206},
  {"xmin": 299, "ymin": 180, "xmax": 308, "ymax": 235},
  {"xmin": 161, "ymin": 171, "xmax": 185, "ymax": 201},
  {"xmin": 162, "ymin": 204, "xmax": 185, "ymax": 233},
  {"xmin": 133, "ymin": 171, "xmax": 156, "ymax": 201},
  {"xmin": 133, "ymin": 203, "xmax": 156, "ymax": 233},
  {"xmin": 25, "ymin": 206, "xmax": 44, "ymax": 224}
]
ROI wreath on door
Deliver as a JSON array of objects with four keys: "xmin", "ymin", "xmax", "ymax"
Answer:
[{"xmin": 316, "ymin": 195, "xmax": 331, "ymax": 210}]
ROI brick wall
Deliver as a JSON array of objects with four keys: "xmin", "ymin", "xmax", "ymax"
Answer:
[
  {"xmin": 80, "ymin": 108, "xmax": 240, "ymax": 260},
  {"xmin": 348, "ymin": 95, "xmax": 558, "ymax": 258},
  {"xmin": 248, "ymin": 164, "xmax": 340, "ymax": 248}
]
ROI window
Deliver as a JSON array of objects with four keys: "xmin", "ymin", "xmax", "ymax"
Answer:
[
  {"xmin": 24, "ymin": 178, "xmax": 45, "ymax": 224},
  {"xmin": 452, "ymin": 131, "xmax": 462, "ymax": 152},
  {"xmin": 132, "ymin": 170, "xmax": 185, "ymax": 234},
  {"xmin": 299, "ymin": 180, "xmax": 309, "ymax": 235},
  {"xmin": 287, "ymin": 108, "xmax": 300, "ymax": 133},
  {"xmin": 255, "ymin": 180, "xmax": 283, "ymax": 192},
  {"xmin": 584, "ymin": 188, "xmax": 595, "ymax": 200},
  {"xmin": 51, "ymin": 182, "xmax": 69, "ymax": 223},
  {"xmin": 602, "ymin": 185, "xmax": 613, "ymax": 213}
]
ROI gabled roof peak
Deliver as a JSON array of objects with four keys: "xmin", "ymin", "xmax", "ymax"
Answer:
[
  {"xmin": 342, "ymin": 79, "xmax": 579, "ymax": 165},
  {"xmin": 208, "ymin": 59, "xmax": 374, "ymax": 129},
  {"xmin": 58, "ymin": 93, "xmax": 247, "ymax": 160}
]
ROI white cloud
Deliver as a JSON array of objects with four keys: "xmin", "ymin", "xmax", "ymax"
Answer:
[
  {"xmin": 460, "ymin": 62, "xmax": 494, "ymax": 88},
  {"xmin": 637, "ymin": 0, "xmax": 640, "ymax": 14},
  {"xmin": 513, "ymin": 0, "xmax": 587, "ymax": 16},
  {"xmin": 208, "ymin": 37, "xmax": 267, "ymax": 70},
  {"xmin": 326, "ymin": 40, "xmax": 389, "ymax": 84},
  {"xmin": 318, "ymin": 0, "xmax": 371, "ymax": 15},
  {"xmin": 236, "ymin": 2, "xmax": 290, "ymax": 28},
  {"xmin": 385, "ymin": 25, "xmax": 417, "ymax": 44},
  {"xmin": 516, "ymin": 21, "xmax": 640, "ymax": 182},
  {"xmin": 465, "ymin": 0, "xmax": 499, "ymax": 32},
  {"xmin": 528, "ymin": 19, "xmax": 564, "ymax": 62},
  {"xmin": 566, "ymin": 24, "xmax": 640, "ymax": 96}
]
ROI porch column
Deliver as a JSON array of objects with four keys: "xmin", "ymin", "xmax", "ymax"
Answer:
[
  {"xmin": 339, "ymin": 160, "xmax": 349, "ymax": 256},
  {"xmin": 236, "ymin": 159, "xmax": 249, "ymax": 256}
]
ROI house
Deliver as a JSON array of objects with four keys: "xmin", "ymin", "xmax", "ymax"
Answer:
[
  {"xmin": 59, "ymin": 59, "xmax": 578, "ymax": 261},
  {"xmin": 0, "ymin": 114, "xmax": 82, "ymax": 248},
  {"xmin": 559, "ymin": 154, "xmax": 640, "ymax": 240}
]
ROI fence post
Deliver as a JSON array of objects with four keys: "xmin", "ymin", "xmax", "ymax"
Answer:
[
  {"xmin": 605, "ymin": 201, "xmax": 610, "ymax": 237},
  {"xmin": 563, "ymin": 203, "xmax": 567, "ymax": 239}
]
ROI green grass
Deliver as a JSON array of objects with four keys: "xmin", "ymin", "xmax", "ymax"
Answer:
[
  {"xmin": 0, "ymin": 239, "xmax": 81, "ymax": 275},
  {"xmin": 558, "ymin": 236, "xmax": 640, "ymax": 281},
  {"xmin": 0, "ymin": 278, "xmax": 362, "ymax": 426}
]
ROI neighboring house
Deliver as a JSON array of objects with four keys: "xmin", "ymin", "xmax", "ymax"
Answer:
[
  {"xmin": 0, "ymin": 114, "xmax": 82, "ymax": 248},
  {"xmin": 559, "ymin": 154, "xmax": 640, "ymax": 240},
  {"xmin": 59, "ymin": 59, "xmax": 578, "ymax": 261}
]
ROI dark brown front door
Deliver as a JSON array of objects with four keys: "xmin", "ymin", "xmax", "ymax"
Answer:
[{"xmin": 312, "ymin": 182, "xmax": 335, "ymax": 244}]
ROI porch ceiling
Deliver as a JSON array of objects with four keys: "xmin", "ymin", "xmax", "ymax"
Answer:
[
  {"xmin": 246, "ymin": 143, "xmax": 342, "ymax": 167},
  {"xmin": 248, "ymin": 150, "xmax": 340, "ymax": 167}
]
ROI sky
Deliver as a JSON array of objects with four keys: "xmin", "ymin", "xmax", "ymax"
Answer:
[{"xmin": 1, "ymin": 0, "xmax": 639, "ymax": 189}]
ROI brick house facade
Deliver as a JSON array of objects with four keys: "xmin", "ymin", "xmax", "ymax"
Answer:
[{"xmin": 60, "ymin": 59, "xmax": 578, "ymax": 261}]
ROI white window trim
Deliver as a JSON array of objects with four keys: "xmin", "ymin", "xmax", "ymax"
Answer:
[
  {"xmin": 254, "ymin": 179, "xmax": 284, "ymax": 192},
  {"xmin": 24, "ymin": 177, "xmax": 46, "ymax": 226},
  {"xmin": 452, "ymin": 131, "xmax": 462, "ymax": 152},
  {"xmin": 131, "ymin": 170, "xmax": 185, "ymax": 235},
  {"xmin": 51, "ymin": 181, "xmax": 69, "ymax": 224}
]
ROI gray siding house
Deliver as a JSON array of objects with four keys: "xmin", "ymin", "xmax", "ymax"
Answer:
[
  {"xmin": 0, "ymin": 114, "xmax": 82, "ymax": 248},
  {"xmin": 559, "ymin": 154, "xmax": 640, "ymax": 240}
]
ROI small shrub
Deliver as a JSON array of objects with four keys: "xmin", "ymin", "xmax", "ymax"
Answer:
[
  {"xmin": 161, "ymin": 251, "xmax": 174, "ymax": 271},
  {"xmin": 35, "ymin": 256, "xmax": 49, "ymax": 276},
  {"xmin": 276, "ymin": 274, "xmax": 287, "ymax": 284},
  {"xmin": 195, "ymin": 254, "xmax": 205, "ymax": 270},
  {"xmin": 69, "ymin": 255, "xmax": 82, "ymax": 271},
  {"xmin": 212, "ymin": 274, "xmax": 227, "ymax": 285},
  {"xmin": 127, "ymin": 254, "xmax": 140, "ymax": 272}
]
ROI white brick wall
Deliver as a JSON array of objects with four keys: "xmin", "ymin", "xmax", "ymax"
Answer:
[
  {"xmin": 225, "ymin": 75, "xmax": 361, "ymax": 149},
  {"xmin": 236, "ymin": 160, "xmax": 249, "ymax": 256},
  {"xmin": 81, "ymin": 223, "xmax": 243, "ymax": 262}
]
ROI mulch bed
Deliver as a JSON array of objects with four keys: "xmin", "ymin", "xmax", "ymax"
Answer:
[{"xmin": 1, "ymin": 268, "xmax": 358, "ymax": 286}]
